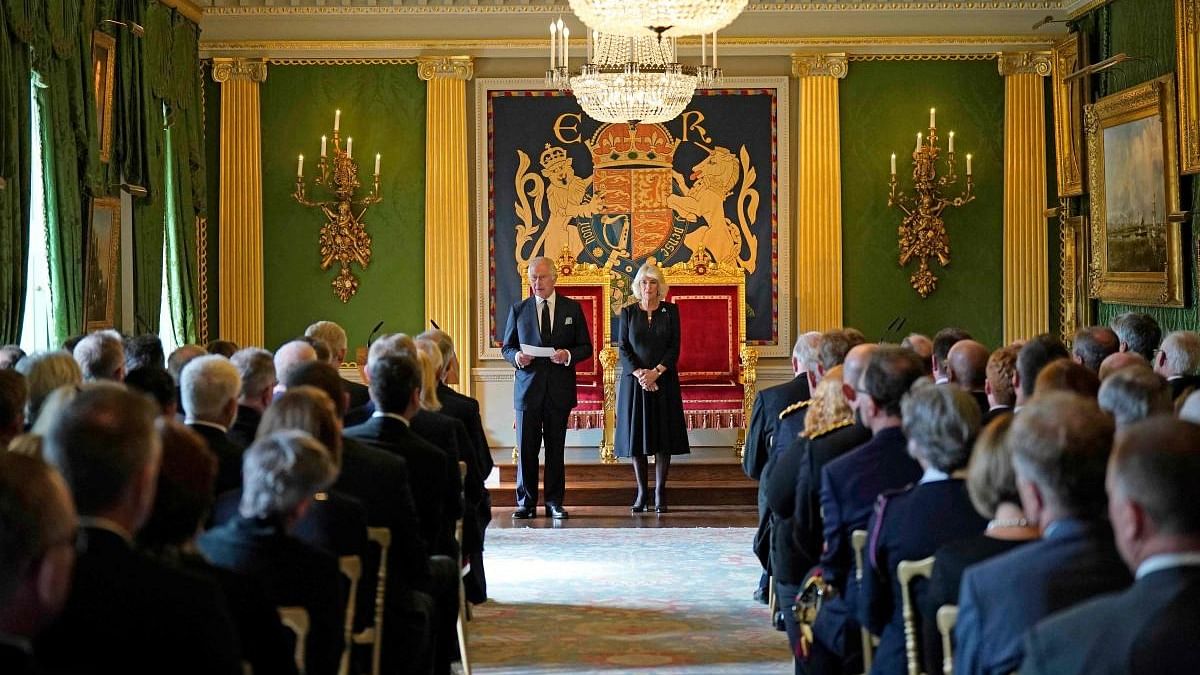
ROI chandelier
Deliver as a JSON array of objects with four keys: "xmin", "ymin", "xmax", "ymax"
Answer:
[{"xmin": 567, "ymin": 0, "xmax": 748, "ymax": 37}]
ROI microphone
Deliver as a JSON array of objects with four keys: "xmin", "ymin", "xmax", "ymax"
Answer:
[
  {"xmin": 367, "ymin": 321, "xmax": 384, "ymax": 347},
  {"xmin": 880, "ymin": 316, "xmax": 906, "ymax": 344},
  {"xmin": 430, "ymin": 319, "xmax": 441, "ymax": 330}
]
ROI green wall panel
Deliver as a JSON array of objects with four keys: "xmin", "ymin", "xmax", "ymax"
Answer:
[
  {"xmin": 260, "ymin": 64, "xmax": 426, "ymax": 351},
  {"xmin": 841, "ymin": 60, "xmax": 1006, "ymax": 347}
]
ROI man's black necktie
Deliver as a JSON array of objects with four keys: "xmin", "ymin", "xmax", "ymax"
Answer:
[{"xmin": 540, "ymin": 299, "xmax": 551, "ymax": 345}]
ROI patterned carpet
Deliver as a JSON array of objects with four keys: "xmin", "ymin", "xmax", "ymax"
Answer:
[{"xmin": 468, "ymin": 527, "xmax": 794, "ymax": 674}]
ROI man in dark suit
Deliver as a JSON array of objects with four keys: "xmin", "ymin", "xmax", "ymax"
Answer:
[
  {"xmin": 1012, "ymin": 334, "xmax": 1070, "ymax": 411},
  {"xmin": 38, "ymin": 384, "xmax": 241, "ymax": 675},
  {"xmin": 954, "ymin": 392, "xmax": 1132, "ymax": 675},
  {"xmin": 1152, "ymin": 330, "xmax": 1200, "ymax": 401},
  {"xmin": 1110, "ymin": 311, "xmax": 1162, "ymax": 361},
  {"xmin": 1097, "ymin": 366, "xmax": 1171, "ymax": 429},
  {"xmin": 501, "ymin": 256, "xmax": 594, "ymax": 520},
  {"xmin": 306, "ymin": 320, "xmax": 372, "ymax": 409},
  {"xmin": 982, "ymin": 344, "xmax": 1018, "ymax": 424},
  {"xmin": 1023, "ymin": 417, "xmax": 1200, "ymax": 675},
  {"xmin": 1071, "ymin": 325, "xmax": 1119, "ymax": 373},
  {"xmin": 946, "ymin": 339, "xmax": 991, "ymax": 417},
  {"xmin": 229, "ymin": 347, "xmax": 276, "ymax": 447},
  {"xmin": 181, "ymin": 354, "xmax": 246, "ymax": 495}
]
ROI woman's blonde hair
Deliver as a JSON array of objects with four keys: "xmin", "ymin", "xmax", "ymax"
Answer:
[
  {"xmin": 804, "ymin": 365, "xmax": 853, "ymax": 437},
  {"xmin": 631, "ymin": 262, "xmax": 669, "ymax": 301},
  {"xmin": 415, "ymin": 344, "xmax": 443, "ymax": 412}
]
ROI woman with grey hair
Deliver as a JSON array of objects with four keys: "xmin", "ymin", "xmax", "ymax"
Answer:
[
  {"xmin": 859, "ymin": 383, "xmax": 988, "ymax": 675},
  {"xmin": 615, "ymin": 261, "xmax": 690, "ymax": 513}
]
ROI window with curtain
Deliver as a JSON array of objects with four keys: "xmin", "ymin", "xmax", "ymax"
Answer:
[
  {"xmin": 19, "ymin": 74, "xmax": 52, "ymax": 352},
  {"xmin": 158, "ymin": 103, "xmax": 185, "ymax": 353}
]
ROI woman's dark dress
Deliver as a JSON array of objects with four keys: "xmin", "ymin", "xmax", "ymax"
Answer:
[{"xmin": 614, "ymin": 301, "xmax": 691, "ymax": 457}]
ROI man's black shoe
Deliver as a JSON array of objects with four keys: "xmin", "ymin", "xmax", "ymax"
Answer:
[
  {"xmin": 753, "ymin": 588, "xmax": 769, "ymax": 605},
  {"xmin": 511, "ymin": 507, "xmax": 536, "ymax": 520},
  {"xmin": 547, "ymin": 505, "xmax": 569, "ymax": 519}
]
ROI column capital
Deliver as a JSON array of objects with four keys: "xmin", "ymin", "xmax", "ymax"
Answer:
[
  {"xmin": 211, "ymin": 58, "xmax": 268, "ymax": 84},
  {"xmin": 417, "ymin": 56, "xmax": 474, "ymax": 82},
  {"xmin": 791, "ymin": 53, "xmax": 848, "ymax": 79},
  {"xmin": 998, "ymin": 52, "xmax": 1053, "ymax": 77}
]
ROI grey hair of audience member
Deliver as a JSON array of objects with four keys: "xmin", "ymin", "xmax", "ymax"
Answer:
[
  {"xmin": 1157, "ymin": 330, "xmax": 1200, "ymax": 377},
  {"xmin": 792, "ymin": 331, "xmax": 822, "ymax": 371},
  {"xmin": 0, "ymin": 344, "xmax": 27, "ymax": 370},
  {"xmin": 1110, "ymin": 312, "xmax": 1162, "ymax": 361},
  {"xmin": 238, "ymin": 430, "xmax": 336, "ymax": 520},
  {"xmin": 1072, "ymin": 326, "xmax": 1119, "ymax": 372},
  {"xmin": 901, "ymin": 333, "xmax": 934, "ymax": 375},
  {"xmin": 1110, "ymin": 417, "xmax": 1200, "ymax": 540},
  {"xmin": 0, "ymin": 453, "xmax": 77, "ymax": 612},
  {"xmin": 180, "ymin": 355, "xmax": 242, "ymax": 424},
  {"xmin": 417, "ymin": 329, "xmax": 456, "ymax": 375},
  {"xmin": 124, "ymin": 334, "xmax": 165, "ymax": 373},
  {"xmin": 231, "ymin": 348, "xmax": 276, "ymax": 400},
  {"xmin": 1098, "ymin": 365, "xmax": 1171, "ymax": 428},
  {"xmin": 1099, "ymin": 351, "xmax": 1148, "ymax": 381},
  {"xmin": 16, "ymin": 351, "xmax": 82, "ymax": 425},
  {"xmin": 305, "ymin": 321, "xmax": 348, "ymax": 362},
  {"xmin": 167, "ymin": 345, "xmax": 207, "ymax": 382},
  {"xmin": 818, "ymin": 329, "xmax": 865, "ymax": 373},
  {"xmin": 273, "ymin": 340, "xmax": 317, "ymax": 388},
  {"xmin": 73, "ymin": 330, "xmax": 125, "ymax": 381},
  {"xmin": 901, "ymin": 381, "xmax": 981, "ymax": 472},
  {"xmin": 368, "ymin": 333, "xmax": 417, "ymax": 364}
]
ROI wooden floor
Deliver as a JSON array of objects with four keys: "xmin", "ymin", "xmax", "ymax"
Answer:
[{"xmin": 488, "ymin": 504, "xmax": 758, "ymax": 528}]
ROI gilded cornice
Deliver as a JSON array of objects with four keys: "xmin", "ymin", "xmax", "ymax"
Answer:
[
  {"xmin": 159, "ymin": 0, "xmax": 202, "ymax": 23},
  {"xmin": 850, "ymin": 53, "xmax": 997, "ymax": 60},
  {"xmin": 792, "ymin": 53, "xmax": 849, "ymax": 78},
  {"xmin": 210, "ymin": 57, "xmax": 267, "ymax": 83},
  {"xmin": 998, "ymin": 51, "xmax": 1053, "ymax": 76},
  {"xmin": 417, "ymin": 56, "xmax": 474, "ymax": 81},
  {"xmin": 197, "ymin": 1, "xmax": 1065, "ymax": 15}
]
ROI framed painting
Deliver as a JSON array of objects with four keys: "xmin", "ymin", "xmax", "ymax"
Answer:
[
  {"xmin": 1085, "ymin": 76, "xmax": 1185, "ymax": 307},
  {"xmin": 1179, "ymin": 0, "xmax": 1200, "ymax": 174},
  {"xmin": 84, "ymin": 197, "xmax": 121, "ymax": 331},
  {"xmin": 1051, "ymin": 34, "xmax": 1085, "ymax": 196},
  {"xmin": 92, "ymin": 30, "xmax": 116, "ymax": 164}
]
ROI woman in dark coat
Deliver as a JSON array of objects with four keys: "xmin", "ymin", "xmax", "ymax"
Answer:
[{"xmin": 615, "ymin": 262, "xmax": 690, "ymax": 513}]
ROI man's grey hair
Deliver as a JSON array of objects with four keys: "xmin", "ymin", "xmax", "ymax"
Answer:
[
  {"xmin": 1009, "ymin": 392, "xmax": 1113, "ymax": 518},
  {"xmin": 368, "ymin": 333, "xmax": 417, "ymax": 364},
  {"xmin": 1110, "ymin": 312, "xmax": 1162, "ymax": 361},
  {"xmin": 231, "ymin": 348, "xmax": 276, "ymax": 400},
  {"xmin": 1159, "ymin": 331, "xmax": 1200, "ymax": 376},
  {"xmin": 901, "ymin": 382, "xmax": 981, "ymax": 472},
  {"xmin": 818, "ymin": 330, "xmax": 864, "ymax": 372},
  {"xmin": 527, "ymin": 256, "xmax": 558, "ymax": 280},
  {"xmin": 239, "ymin": 430, "xmax": 336, "ymax": 520},
  {"xmin": 304, "ymin": 321, "xmax": 348, "ymax": 362},
  {"xmin": 1098, "ymin": 366, "xmax": 1171, "ymax": 428},
  {"xmin": 793, "ymin": 331, "xmax": 822, "ymax": 370},
  {"xmin": 181, "ymin": 355, "xmax": 242, "ymax": 424},
  {"xmin": 273, "ymin": 340, "xmax": 317, "ymax": 388},
  {"xmin": 1072, "ymin": 326, "xmax": 1119, "ymax": 372},
  {"xmin": 417, "ymin": 329, "xmax": 456, "ymax": 376},
  {"xmin": 73, "ymin": 330, "xmax": 124, "ymax": 381}
]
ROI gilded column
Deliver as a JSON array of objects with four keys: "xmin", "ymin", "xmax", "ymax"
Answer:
[
  {"xmin": 420, "ymin": 57, "xmax": 474, "ymax": 393},
  {"xmin": 999, "ymin": 53, "xmax": 1052, "ymax": 344},
  {"xmin": 792, "ymin": 54, "xmax": 848, "ymax": 333},
  {"xmin": 212, "ymin": 58, "xmax": 267, "ymax": 348}
]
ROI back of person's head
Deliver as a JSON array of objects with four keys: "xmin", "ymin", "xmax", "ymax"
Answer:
[
  {"xmin": 136, "ymin": 420, "xmax": 217, "ymax": 553},
  {"xmin": 61, "ymin": 335, "xmax": 84, "ymax": 354},
  {"xmin": 948, "ymin": 339, "xmax": 990, "ymax": 390},
  {"xmin": 1016, "ymin": 334, "xmax": 1070, "ymax": 399},
  {"xmin": 804, "ymin": 365, "xmax": 852, "ymax": 436},
  {"xmin": 415, "ymin": 343, "xmax": 443, "ymax": 412},
  {"xmin": 305, "ymin": 321, "xmax": 348, "ymax": 363},
  {"xmin": 966, "ymin": 413, "xmax": 1018, "ymax": 518},
  {"xmin": 298, "ymin": 336, "xmax": 331, "ymax": 364},
  {"xmin": 367, "ymin": 354, "xmax": 421, "ymax": 414},
  {"xmin": 985, "ymin": 345, "xmax": 1019, "ymax": 407},
  {"xmin": 181, "ymin": 355, "xmax": 241, "ymax": 425},
  {"xmin": 901, "ymin": 333, "xmax": 934, "ymax": 375},
  {"xmin": 43, "ymin": 383, "xmax": 160, "ymax": 519},
  {"xmin": 368, "ymin": 333, "xmax": 417, "ymax": 364},
  {"xmin": 124, "ymin": 334, "xmax": 165, "ymax": 372},
  {"xmin": 239, "ymin": 431, "xmax": 335, "ymax": 521},
  {"xmin": 0, "ymin": 345, "xmax": 26, "ymax": 370},
  {"xmin": 1110, "ymin": 417, "xmax": 1200, "ymax": 546},
  {"xmin": 417, "ymin": 328, "xmax": 457, "ymax": 375},
  {"xmin": 273, "ymin": 340, "xmax": 318, "ymax": 387},
  {"xmin": 1073, "ymin": 326, "xmax": 1119, "ymax": 372},
  {"xmin": 1033, "ymin": 359, "xmax": 1101, "ymax": 399},
  {"xmin": 16, "ymin": 351, "xmax": 82, "ymax": 426},
  {"xmin": 259, "ymin": 386, "xmax": 342, "ymax": 468},
  {"xmin": 0, "ymin": 370, "xmax": 29, "ymax": 444},
  {"xmin": 29, "ymin": 387, "xmax": 80, "ymax": 439},
  {"xmin": 231, "ymin": 348, "xmax": 276, "ymax": 403},
  {"xmin": 1098, "ymin": 365, "xmax": 1171, "ymax": 428},
  {"xmin": 901, "ymin": 382, "xmax": 981, "ymax": 472},
  {"xmin": 73, "ymin": 330, "xmax": 125, "ymax": 382},
  {"xmin": 932, "ymin": 327, "xmax": 972, "ymax": 375},
  {"xmin": 166, "ymin": 344, "xmax": 207, "ymax": 382},
  {"xmin": 123, "ymin": 366, "xmax": 178, "ymax": 416},
  {"xmin": 1099, "ymin": 350, "xmax": 1149, "ymax": 380},
  {"xmin": 204, "ymin": 340, "xmax": 239, "ymax": 359},
  {"xmin": 1009, "ymin": 392, "xmax": 1113, "ymax": 520},
  {"xmin": 1156, "ymin": 330, "xmax": 1200, "ymax": 377},
  {"xmin": 792, "ymin": 331, "xmax": 823, "ymax": 373},
  {"xmin": 862, "ymin": 346, "xmax": 926, "ymax": 418},
  {"xmin": 0, "ymin": 453, "xmax": 77, "ymax": 626},
  {"xmin": 1111, "ymin": 312, "xmax": 1162, "ymax": 361},
  {"xmin": 283, "ymin": 361, "xmax": 348, "ymax": 416},
  {"xmin": 818, "ymin": 330, "xmax": 864, "ymax": 373}
]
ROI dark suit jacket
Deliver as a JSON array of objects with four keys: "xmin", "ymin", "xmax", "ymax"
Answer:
[
  {"xmin": 953, "ymin": 518, "xmax": 1132, "ymax": 675},
  {"xmin": 969, "ymin": 390, "xmax": 990, "ymax": 418},
  {"xmin": 344, "ymin": 377, "xmax": 371, "ymax": 410},
  {"xmin": 228, "ymin": 405, "xmax": 262, "ymax": 448},
  {"xmin": 188, "ymin": 422, "xmax": 245, "ymax": 496},
  {"xmin": 790, "ymin": 421, "xmax": 872, "ymax": 578},
  {"xmin": 500, "ymin": 293, "xmax": 593, "ymax": 411},
  {"xmin": 345, "ymin": 415, "xmax": 454, "ymax": 556},
  {"xmin": 982, "ymin": 405, "xmax": 1012, "ymax": 426},
  {"xmin": 744, "ymin": 376, "xmax": 811, "ymax": 480},
  {"xmin": 1023, "ymin": 565, "xmax": 1200, "ymax": 675},
  {"xmin": 410, "ymin": 409, "xmax": 470, "ymax": 556},
  {"xmin": 37, "ymin": 527, "xmax": 240, "ymax": 675},
  {"xmin": 437, "ymin": 382, "xmax": 494, "ymax": 478},
  {"xmin": 0, "ymin": 641, "xmax": 34, "ymax": 675},
  {"xmin": 199, "ymin": 516, "xmax": 344, "ymax": 675},
  {"xmin": 343, "ymin": 401, "xmax": 373, "ymax": 427},
  {"xmin": 211, "ymin": 489, "xmax": 368, "ymax": 559}
]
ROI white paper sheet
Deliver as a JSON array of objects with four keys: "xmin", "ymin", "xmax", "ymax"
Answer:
[{"xmin": 520, "ymin": 344, "xmax": 556, "ymax": 357}]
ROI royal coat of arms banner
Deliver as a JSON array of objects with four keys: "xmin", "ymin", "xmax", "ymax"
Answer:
[{"xmin": 475, "ymin": 77, "xmax": 791, "ymax": 359}]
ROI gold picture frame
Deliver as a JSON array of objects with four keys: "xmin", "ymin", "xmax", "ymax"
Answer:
[
  {"xmin": 1051, "ymin": 35, "xmax": 1085, "ymax": 196},
  {"xmin": 91, "ymin": 30, "xmax": 116, "ymax": 164},
  {"xmin": 1059, "ymin": 208, "xmax": 1092, "ymax": 345},
  {"xmin": 84, "ymin": 197, "xmax": 121, "ymax": 331},
  {"xmin": 1086, "ymin": 76, "xmax": 1185, "ymax": 307},
  {"xmin": 1179, "ymin": 0, "xmax": 1200, "ymax": 174}
]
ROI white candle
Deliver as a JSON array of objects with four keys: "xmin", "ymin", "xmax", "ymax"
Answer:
[
  {"xmin": 701, "ymin": 32, "xmax": 707, "ymax": 66},
  {"xmin": 891, "ymin": 153, "xmax": 897, "ymax": 175},
  {"xmin": 712, "ymin": 32, "xmax": 718, "ymax": 68},
  {"xmin": 374, "ymin": 153, "xmax": 381, "ymax": 175},
  {"xmin": 916, "ymin": 132, "xmax": 923, "ymax": 151},
  {"xmin": 297, "ymin": 154, "xmax": 304, "ymax": 177},
  {"xmin": 334, "ymin": 109, "xmax": 341, "ymax": 132},
  {"xmin": 320, "ymin": 135, "xmax": 327, "ymax": 157},
  {"xmin": 556, "ymin": 18, "xmax": 564, "ymax": 69},
  {"xmin": 346, "ymin": 137, "xmax": 353, "ymax": 159},
  {"xmin": 550, "ymin": 22, "xmax": 556, "ymax": 70},
  {"xmin": 930, "ymin": 108, "xmax": 936, "ymax": 129},
  {"xmin": 587, "ymin": 29, "xmax": 593, "ymax": 62},
  {"xmin": 948, "ymin": 131, "xmax": 955, "ymax": 153},
  {"xmin": 562, "ymin": 26, "xmax": 569, "ymax": 71},
  {"xmin": 966, "ymin": 153, "xmax": 973, "ymax": 176}
]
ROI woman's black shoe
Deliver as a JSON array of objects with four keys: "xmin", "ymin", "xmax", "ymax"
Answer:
[
  {"xmin": 631, "ymin": 496, "xmax": 647, "ymax": 513},
  {"xmin": 654, "ymin": 504, "xmax": 668, "ymax": 513}
]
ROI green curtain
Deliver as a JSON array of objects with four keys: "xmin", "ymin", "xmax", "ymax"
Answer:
[
  {"xmin": 164, "ymin": 12, "xmax": 201, "ymax": 343},
  {"xmin": 0, "ymin": 0, "xmax": 32, "ymax": 343}
]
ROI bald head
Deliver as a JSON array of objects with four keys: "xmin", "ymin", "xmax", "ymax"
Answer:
[
  {"xmin": 167, "ymin": 345, "xmax": 207, "ymax": 383},
  {"xmin": 273, "ymin": 341, "xmax": 317, "ymax": 389},
  {"xmin": 1099, "ymin": 351, "xmax": 1148, "ymax": 381},
  {"xmin": 948, "ymin": 340, "xmax": 990, "ymax": 390},
  {"xmin": 841, "ymin": 343, "xmax": 879, "ymax": 415}
]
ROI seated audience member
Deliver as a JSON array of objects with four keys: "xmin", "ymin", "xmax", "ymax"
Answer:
[
  {"xmin": 931, "ymin": 328, "xmax": 972, "ymax": 385},
  {"xmin": 1033, "ymin": 359, "xmax": 1101, "ymax": 399},
  {"xmin": 0, "ymin": 344, "xmax": 25, "ymax": 370},
  {"xmin": 138, "ymin": 421, "xmax": 297, "ymax": 675},
  {"xmin": 168, "ymin": 344, "xmax": 208, "ymax": 417},
  {"xmin": 1099, "ymin": 350, "xmax": 1148, "ymax": 380},
  {"xmin": 307, "ymin": 320, "xmax": 371, "ymax": 409},
  {"xmin": 182, "ymin": 355, "xmax": 245, "ymax": 494},
  {"xmin": 205, "ymin": 340, "xmax": 239, "ymax": 359},
  {"xmin": 901, "ymin": 333, "xmax": 934, "ymax": 376},
  {"xmin": 229, "ymin": 348, "xmax": 276, "ymax": 447},
  {"xmin": 813, "ymin": 346, "xmax": 924, "ymax": 672},
  {"xmin": 37, "ymin": 384, "xmax": 240, "ymax": 675},
  {"xmin": 72, "ymin": 330, "xmax": 125, "ymax": 382},
  {"xmin": 860, "ymin": 384, "xmax": 988, "ymax": 675},
  {"xmin": 954, "ymin": 392, "xmax": 1132, "ymax": 675},
  {"xmin": 946, "ymin": 339, "xmax": 991, "ymax": 415},
  {"xmin": 124, "ymin": 334, "xmax": 165, "ymax": 372},
  {"xmin": 60, "ymin": 335, "xmax": 84, "ymax": 354},
  {"xmin": 1179, "ymin": 390, "xmax": 1200, "ymax": 424},
  {"xmin": 744, "ymin": 332, "xmax": 819, "ymax": 483},
  {"xmin": 1013, "ymin": 334, "xmax": 1069, "ymax": 410},
  {"xmin": 1072, "ymin": 326, "xmax": 1120, "ymax": 373},
  {"xmin": 1098, "ymin": 366, "xmax": 1171, "ymax": 429},
  {"xmin": 922, "ymin": 414, "xmax": 1038, "ymax": 673},
  {"xmin": 1152, "ymin": 330, "xmax": 1200, "ymax": 400},
  {"xmin": 200, "ymin": 431, "xmax": 343, "ymax": 675},
  {"xmin": 983, "ymin": 345, "xmax": 1018, "ymax": 423},
  {"xmin": 0, "ymin": 370, "xmax": 28, "ymax": 448},
  {"xmin": 272, "ymin": 340, "xmax": 318, "ymax": 398},
  {"xmin": 0, "ymin": 454, "xmax": 78, "ymax": 674},
  {"xmin": 1111, "ymin": 311, "xmax": 1163, "ymax": 361},
  {"xmin": 1022, "ymin": 417, "xmax": 1200, "ymax": 675},
  {"xmin": 7, "ymin": 387, "xmax": 80, "ymax": 458},
  {"xmin": 300, "ymin": 336, "xmax": 332, "ymax": 364},
  {"xmin": 14, "ymin": 351, "xmax": 81, "ymax": 429},
  {"xmin": 124, "ymin": 366, "xmax": 179, "ymax": 417}
]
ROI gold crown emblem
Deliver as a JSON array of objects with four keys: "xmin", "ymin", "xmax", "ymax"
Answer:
[
  {"xmin": 586, "ymin": 123, "xmax": 679, "ymax": 169},
  {"xmin": 539, "ymin": 143, "xmax": 570, "ymax": 170}
]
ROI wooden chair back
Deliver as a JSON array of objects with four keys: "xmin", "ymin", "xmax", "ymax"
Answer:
[
  {"xmin": 897, "ymin": 556, "xmax": 936, "ymax": 675},
  {"xmin": 278, "ymin": 606, "xmax": 310, "ymax": 674},
  {"xmin": 936, "ymin": 604, "xmax": 958, "ymax": 675},
  {"xmin": 337, "ymin": 556, "xmax": 362, "ymax": 675},
  {"xmin": 351, "ymin": 527, "xmax": 392, "ymax": 675},
  {"xmin": 456, "ymin": 461, "xmax": 472, "ymax": 675},
  {"xmin": 851, "ymin": 529, "xmax": 877, "ymax": 673}
]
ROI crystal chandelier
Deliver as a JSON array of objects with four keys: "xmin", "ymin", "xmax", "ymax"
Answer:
[{"xmin": 567, "ymin": 0, "xmax": 748, "ymax": 38}]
